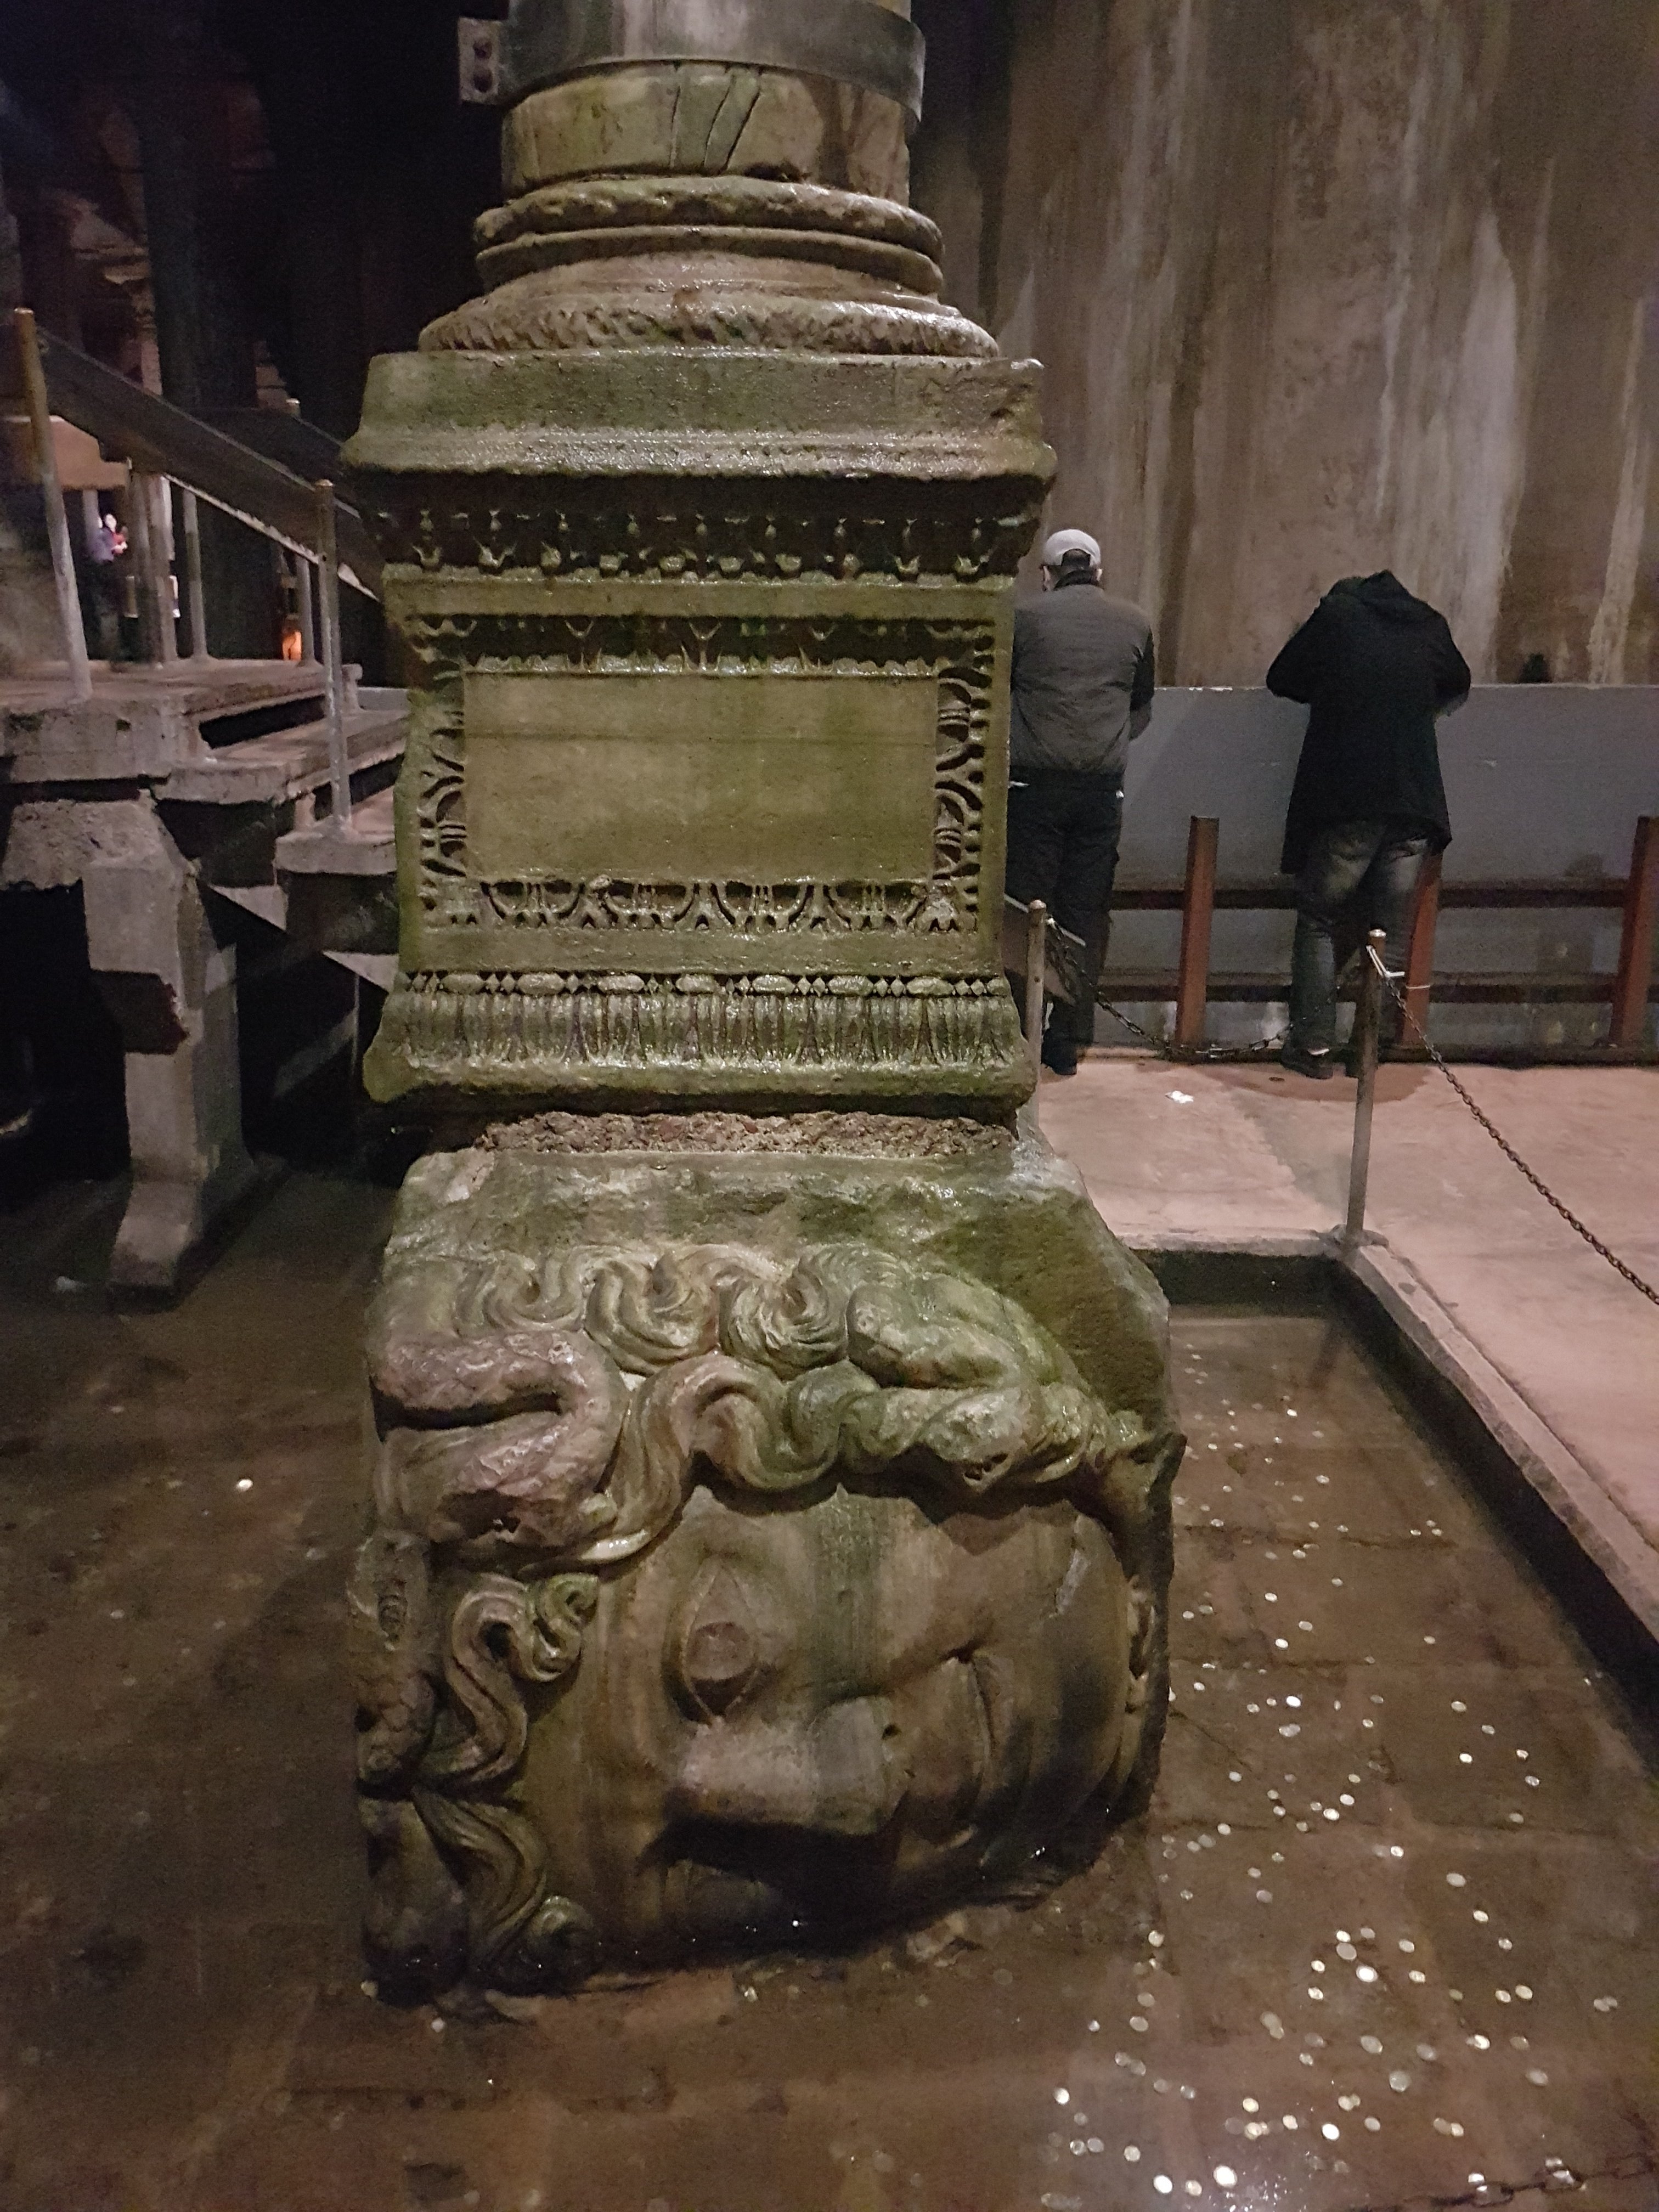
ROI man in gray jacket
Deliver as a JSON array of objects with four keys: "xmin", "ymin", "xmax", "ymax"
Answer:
[{"xmin": 1006, "ymin": 528, "xmax": 1155, "ymax": 1075}]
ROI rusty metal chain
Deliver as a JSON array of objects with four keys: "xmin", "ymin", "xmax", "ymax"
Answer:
[
  {"xmin": 1092, "ymin": 991, "xmax": 1282, "ymax": 1064},
  {"xmin": 1089, "ymin": 955, "xmax": 1658, "ymax": 1307},
  {"xmin": 1345, "ymin": 2159, "xmax": 1654, "ymax": 2212},
  {"xmin": 1340, "ymin": 2148, "xmax": 1656, "ymax": 2211},
  {"xmin": 1367, "ymin": 946, "xmax": 1659, "ymax": 1310}
]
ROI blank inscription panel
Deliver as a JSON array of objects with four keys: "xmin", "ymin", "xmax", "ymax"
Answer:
[{"xmin": 462, "ymin": 670, "xmax": 940, "ymax": 884}]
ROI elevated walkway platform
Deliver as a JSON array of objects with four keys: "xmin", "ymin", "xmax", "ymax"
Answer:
[
  {"xmin": 1042, "ymin": 1052, "xmax": 1659, "ymax": 1647},
  {"xmin": 1, "ymin": 661, "xmax": 403, "ymax": 1293}
]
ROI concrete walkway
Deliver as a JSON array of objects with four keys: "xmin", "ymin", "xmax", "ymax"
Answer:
[{"xmin": 1040, "ymin": 1054, "xmax": 1659, "ymax": 1638}]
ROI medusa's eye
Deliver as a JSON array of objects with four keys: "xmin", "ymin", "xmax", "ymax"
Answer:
[{"xmin": 675, "ymin": 1566, "xmax": 761, "ymax": 1720}]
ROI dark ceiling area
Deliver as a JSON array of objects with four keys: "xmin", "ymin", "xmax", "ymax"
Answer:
[{"xmin": 0, "ymin": 0, "xmax": 503, "ymax": 436}]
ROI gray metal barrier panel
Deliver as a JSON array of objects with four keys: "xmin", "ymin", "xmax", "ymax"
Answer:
[{"xmin": 1102, "ymin": 686, "xmax": 1657, "ymax": 1047}]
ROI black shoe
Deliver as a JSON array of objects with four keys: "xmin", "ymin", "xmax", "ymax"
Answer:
[
  {"xmin": 1279, "ymin": 1041, "xmax": 1335, "ymax": 1080},
  {"xmin": 1041, "ymin": 1034, "xmax": 1079, "ymax": 1077}
]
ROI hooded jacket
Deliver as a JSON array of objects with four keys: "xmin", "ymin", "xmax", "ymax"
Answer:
[
  {"xmin": 1268, "ymin": 572, "xmax": 1470, "ymax": 875},
  {"xmin": 1008, "ymin": 573, "xmax": 1155, "ymax": 778}
]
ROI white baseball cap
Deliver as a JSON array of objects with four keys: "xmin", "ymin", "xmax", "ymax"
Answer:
[{"xmin": 1041, "ymin": 528, "xmax": 1101, "ymax": 573}]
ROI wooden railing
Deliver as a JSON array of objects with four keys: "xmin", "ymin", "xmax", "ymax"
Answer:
[{"xmin": 1107, "ymin": 814, "xmax": 1659, "ymax": 1054}]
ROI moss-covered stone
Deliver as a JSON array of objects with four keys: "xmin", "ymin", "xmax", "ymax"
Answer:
[
  {"xmin": 351, "ymin": 1124, "xmax": 1181, "ymax": 1992},
  {"xmin": 343, "ymin": 7, "xmax": 1175, "ymax": 2000}
]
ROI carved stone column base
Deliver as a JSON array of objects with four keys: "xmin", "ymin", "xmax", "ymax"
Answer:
[
  {"xmin": 366, "ymin": 969, "xmax": 1029, "ymax": 1117},
  {"xmin": 350, "ymin": 1119, "xmax": 1180, "ymax": 2001},
  {"xmin": 346, "ymin": 346, "xmax": 1053, "ymax": 1120}
]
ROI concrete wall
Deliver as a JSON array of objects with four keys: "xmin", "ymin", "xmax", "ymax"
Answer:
[
  {"xmin": 912, "ymin": 0, "xmax": 1659, "ymax": 687},
  {"xmin": 1116, "ymin": 685, "xmax": 1657, "ymax": 884},
  {"xmin": 1096, "ymin": 682, "xmax": 1658, "ymax": 1050}
]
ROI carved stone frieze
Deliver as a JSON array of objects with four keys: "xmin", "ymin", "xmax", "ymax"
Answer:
[
  {"xmin": 423, "ymin": 281, "xmax": 993, "ymax": 360},
  {"xmin": 476, "ymin": 1109, "xmax": 1013, "ymax": 1158},
  {"xmin": 366, "ymin": 968, "xmax": 1028, "ymax": 1109},
  {"xmin": 351, "ymin": 573, "xmax": 1034, "ymax": 1108},
  {"xmin": 358, "ymin": 475, "xmax": 1041, "ymax": 585},
  {"xmin": 475, "ymin": 175, "xmax": 944, "ymax": 261}
]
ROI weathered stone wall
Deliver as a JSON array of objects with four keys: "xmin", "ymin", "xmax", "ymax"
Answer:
[{"xmin": 912, "ymin": 0, "xmax": 1659, "ymax": 684}]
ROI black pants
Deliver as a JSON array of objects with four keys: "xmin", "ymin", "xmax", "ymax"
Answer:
[{"xmin": 1006, "ymin": 771, "xmax": 1123, "ymax": 1047}]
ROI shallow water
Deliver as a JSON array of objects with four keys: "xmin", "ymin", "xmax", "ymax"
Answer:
[{"xmin": 0, "ymin": 1175, "xmax": 1654, "ymax": 2210}]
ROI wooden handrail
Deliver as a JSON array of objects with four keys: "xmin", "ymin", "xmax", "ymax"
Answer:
[
  {"xmin": 1110, "ymin": 879, "xmax": 1634, "ymax": 911},
  {"xmin": 1610, "ymin": 817, "xmax": 1658, "ymax": 1048},
  {"xmin": 1403, "ymin": 851, "xmax": 1442, "ymax": 1041},
  {"xmin": 1096, "ymin": 970, "xmax": 1656, "ymax": 1007},
  {"xmin": 1173, "ymin": 816, "xmax": 1217, "ymax": 1049},
  {"xmin": 1094, "ymin": 817, "xmax": 1658, "ymax": 1050}
]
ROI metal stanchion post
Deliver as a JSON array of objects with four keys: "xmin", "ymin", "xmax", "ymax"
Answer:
[
  {"xmin": 126, "ymin": 466, "xmax": 160, "ymax": 663},
  {"xmin": 1343, "ymin": 928, "xmax": 1387, "ymax": 1251},
  {"xmin": 150, "ymin": 476, "xmax": 177, "ymax": 663},
  {"xmin": 131, "ymin": 472, "xmax": 176, "ymax": 662},
  {"xmin": 180, "ymin": 487, "xmax": 208, "ymax": 659},
  {"xmin": 13, "ymin": 307, "xmax": 93, "ymax": 699},
  {"xmin": 1024, "ymin": 899, "xmax": 1048, "ymax": 1071},
  {"xmin": 315, "ymin": 479, "xmax": 352, "ymax": 830},
  {"xmin": 1611, "ymin": 815, "xmax": 1658, "ymax": 1049},
  {"xmin": 296, "ymin": 555, "xmax": 317, "ymax": 662}
]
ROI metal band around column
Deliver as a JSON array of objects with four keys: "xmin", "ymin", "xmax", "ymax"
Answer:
[{"xmin": 503, "ymin": 0, "xmax": 926, "ymax": 122}]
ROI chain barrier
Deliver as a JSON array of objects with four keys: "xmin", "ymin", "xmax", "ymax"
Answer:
[
  {"xmin": 1092, "ymin": 991, "xmax": 1283, "ymax": 1064},
  {"xmin": 1086, "ymin": 952, "xmax": 1658, "ymax": 1308},
  {"xmin": 1342, "ymin": 2150, "xmax": 1656, "ymax": 2212},
  {"xmin": 1020, "ymin": 904, "xmax": 1273, "ymax": 1062},
  {"xmin": 1364, "ymin": 946, "xmax": 1659, "ymax": 1310}
]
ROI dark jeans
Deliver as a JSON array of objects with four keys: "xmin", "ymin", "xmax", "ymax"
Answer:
[
  {"xmin": 1006, "ymin": 771, "xmax": 1123, "ymax": 1047},
  {"xmin": 1289, "ymin": 819, "xmax": 1430, "ymax": 1054}
]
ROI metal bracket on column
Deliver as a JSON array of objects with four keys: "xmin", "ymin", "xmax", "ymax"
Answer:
[
  {"xmin": 500, "ymin": 0, "xmax": 926, "ymax": 122},
  {"xmin": 314, "ymin": 478, "xmax": 352, "ymax": 832},
  {"xmin": 458, "ymin": 18, "xmax": 504, "ymax": 103}
]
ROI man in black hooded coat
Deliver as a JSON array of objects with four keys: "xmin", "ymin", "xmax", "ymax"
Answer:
[{"xmin": 1267, "ymin": 571, "xmax": 1470, "ymax": 1076}]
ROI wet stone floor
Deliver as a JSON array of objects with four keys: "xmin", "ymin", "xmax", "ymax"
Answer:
[{"xmin": 0, "ymin": 1173, "xmax": 1655, "ymax": 2212}]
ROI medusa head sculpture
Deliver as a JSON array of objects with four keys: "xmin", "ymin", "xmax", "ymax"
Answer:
[{"xmin": 348, "ymin": 1237, "xmax": 1177, "ymax": 2001}]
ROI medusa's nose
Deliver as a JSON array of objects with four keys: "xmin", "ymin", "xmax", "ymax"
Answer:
[{"xmin": 668, "ymin": 1698, "xmax": 907, "ymax": 1837}]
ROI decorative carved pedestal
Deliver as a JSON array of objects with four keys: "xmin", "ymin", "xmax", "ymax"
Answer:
[
  {"xmin": 351, "ymin": 341, "xmax": 1048, "ymax": 1115},
  {"xmin": 343, "ymin": 0, "xmax": 1180, "ymax": 2003}
]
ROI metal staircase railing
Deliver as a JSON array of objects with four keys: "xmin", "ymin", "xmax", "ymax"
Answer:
[
  {"xmin": 31, "ymin": 324, "xmax": 381, "ymax": 595},
  {"xmin": 8, "ymin": 309, "xmax": 386, "ymax": 826}
]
